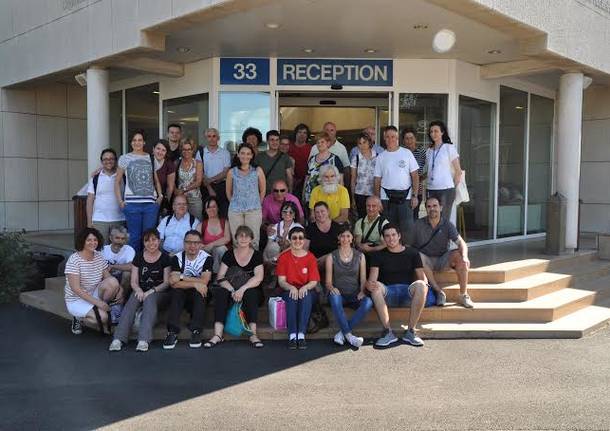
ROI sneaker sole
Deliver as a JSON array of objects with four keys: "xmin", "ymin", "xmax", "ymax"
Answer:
[
  {"xmin": 189, "ymin": 342, "xmax": 202, "ymax": 348},
  {"xmin": 163, "ymin": 343, "xmax": 177, "ymax": 350},
  {"xmin": 71, "ymin": 329, "xmax": 82, "ymax": 335},
  {"xmin": 402, "ymin": 338, "xmax": 424, "ymax": 347},
  {"xmin": 136, "ymin": 347, "xmax": 149, "ymax": 352},
  {"xmin": 375, "ymin": 337, "xmax": 398, "ymax": 347}
]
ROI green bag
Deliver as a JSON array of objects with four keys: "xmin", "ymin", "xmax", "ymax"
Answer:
[{"xmin": 225, "ymin": 302, "xmax": 252, "ymax": 336}]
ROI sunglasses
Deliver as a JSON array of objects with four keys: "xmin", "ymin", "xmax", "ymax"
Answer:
[
  {"xmin": 273, "ymin": 189, "xmax": 287, "ymax": 193},
  {"xmin": 290, "ymin": 235, "xmax": 305, "ymax": 240}
]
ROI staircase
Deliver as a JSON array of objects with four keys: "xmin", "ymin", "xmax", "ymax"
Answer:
[{"xmin": 20, "ymin": 250, "xmax": 610, "ymax": 341}]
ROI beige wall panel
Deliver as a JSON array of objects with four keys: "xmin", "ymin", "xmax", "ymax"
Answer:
[
  {"xmin": 38, "ymin": 159, "xmax": 69, "ymax": 201},
  {"xmin": 36, "ymin": 84, "xmax": 67, "ymax": 117},
  {"xmin": 68, "ymin": 118, "xmax": 87, "ymax": 160},
  {"xmin": 581, "ymin": 204, "xmax": 610, "ymax": 234},
  {"xmin": 67, "ymin": 85, "xmax": 86, "ymax": 119},
  {"xmin": 39, "ymin": 201, "xmax": 70, "ymax": 230},
  {"xmin": 583, "ymin": 86, "xmax": 610, "ymax": 121},
  {"xmin": 393, "ymin": 59, "xmax": 450, "ymax": 92},
  {"xmin": 5, "ymin": 158, "xmax": 38, "ymax": 201},
  {"xmin": 160, "ymin": 58, "xmax": 213, "ymax": 100},
  {"xmin": 1, "ymin": 88, "xmax": 36, "ymax": 114},
  {"xmin": 3, "ymin": 112, "xmax": 37, "ymax": 157},
  {"xmin": 68, "ymin": 160, "xmax": 87, "ymax": 196},
  {"xmin": 580, "ymin": 162, "xmax": 610, "ymax": 204},
  {"xmin": 582, "ymin": 119, "xmax": 610, "ymax": 162},
  {"xmin": 6, "ymin": 201, "xmax": 38, "ymax": 231},
  {"xmin": 36, "ymin": 116, "xmax": 68, "ymax": 159}
]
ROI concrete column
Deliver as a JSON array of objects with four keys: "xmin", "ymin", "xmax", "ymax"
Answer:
[
  {"xmin": 86, "ymin": 67, "xmax": 109, "ymax": 173},
  {"xmin": 556, "ymin": 72, "xmax": 584, "ymax": 251}
]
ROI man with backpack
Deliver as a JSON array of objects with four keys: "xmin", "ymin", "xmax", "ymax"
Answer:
[
  {"xmin": 354, "ymin": 196, "xmax": 388, "ymax": 258},
  {"xmin": 86, "ymin": 148, "xmax": 125, "ymax": 245},
  {"xmin": 156, "ymin": 195, "xmax": 199, "ymax": 255}
]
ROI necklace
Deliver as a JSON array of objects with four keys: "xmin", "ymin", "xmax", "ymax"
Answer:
[{"xmin": 339, "ymin": 248, "xmax": 353, "ymax": 262}]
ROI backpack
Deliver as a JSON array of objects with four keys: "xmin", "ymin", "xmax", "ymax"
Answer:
[{"xmin": 164, "ymin": 213, "xmax": 197, "ymax": 229}]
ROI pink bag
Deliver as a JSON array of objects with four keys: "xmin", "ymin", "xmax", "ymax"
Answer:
[{"xmin": 268, "ymin": 297, "xmax": 287, "ymax": 330}]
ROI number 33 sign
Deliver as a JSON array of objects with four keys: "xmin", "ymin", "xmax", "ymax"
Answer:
[{"xmin": 220, "ymin": 58, "xmax": 270, "ymax": 85}]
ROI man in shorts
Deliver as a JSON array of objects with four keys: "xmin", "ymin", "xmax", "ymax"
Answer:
[
  {"xmin": 366, "ymin": 223, "xmax": 429, "ymax": 347},
  {"xmin": 412, "ymin": 196, "xmax": 474, "ymax": 308}
]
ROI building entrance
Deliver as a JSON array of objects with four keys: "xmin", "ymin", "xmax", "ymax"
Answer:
[{"xmin": 278, "ymin": 92, "xmax": 390, "ymax": 153}]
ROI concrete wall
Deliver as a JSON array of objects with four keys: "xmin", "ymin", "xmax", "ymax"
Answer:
[
  {"xmin": 0, "ymin": 84, "xmax": 87, "ymax": 231},
  {"xmin": 581, "ymin": 84, "xmax": 610, "ymax": 234}
]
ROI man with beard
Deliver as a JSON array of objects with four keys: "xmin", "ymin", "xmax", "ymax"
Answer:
[{"xmin": 308, "ymin": 164, "xmax": 350, "ymax": 224}]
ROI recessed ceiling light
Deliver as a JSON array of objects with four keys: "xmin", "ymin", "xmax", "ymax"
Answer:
[
  {"xmin": 515, "ymin": 106, "xmax": 524, "ymax": 110},
  {"xmin": 413, "ymin": 24, "xmax": 428, "ymax": 30},
  {"xmin": 176, "ymin": 47, "xmax": 190, "ymax": 53},
  {"xmin": 488, "ymin": 49, "xmax": 502, "ymax": 54},
  {"xmin": 303, "ymin": 48, "xmax": 314, "ymax": 53},
  {"xmin": 167, "ymin": 110, "xmax": 175, "ymax": 114},
  {"xmin": 364, "ymin": 49, "xmax": 377, "ymax": 53},
  {"xmin": 152, "ymin": 91, "xmax": 160, "ymax": 94},
  {"xmin": 265, "ymin": 22, "xmax": 280, "ymax": 29}
]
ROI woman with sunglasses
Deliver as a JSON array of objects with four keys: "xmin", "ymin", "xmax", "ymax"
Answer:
[
  {"xmin": 175, "ymin": 139, "xmax": 203, "ymax": 220},
  {"xmin": 263, "ymin": 201, "xmax": 303, "ymax": 263},
  {"xmin": 276, "ymin": 226, "xmax": 320, "ymax": 349}
]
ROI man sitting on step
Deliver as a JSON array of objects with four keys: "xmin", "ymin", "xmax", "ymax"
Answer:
[
  {"xmin": 412, "ymin": 196, "xmax": 474, "ymax": 309},
  {"xmin": 163, "ymin": 230, "xmax": 213, "ymax": 350},
  {"xmin": 366, "ymin": 223, "xmax": 429, "ymax": 347},
  {"xmin": 157, "ymin": 195, "xmax": 200, "ymax": 255}
]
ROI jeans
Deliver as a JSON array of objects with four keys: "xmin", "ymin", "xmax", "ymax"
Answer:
[
  {"xmin": 382, "ymin": 199, "xmax": 414, "ymax": 245},
  {"xmin": 328, "ymin": 293, "xmax": 373, "ymax": 335},
  {"xmin": 282, "ymin": 290, "xmax": 318, "ymax": 335},
  {"xmin": 166, "ymin": 287, "xmax": 207, "ymax": 333},
  {"xmin": 113, "ymin": 290, "xmax": 170, "ymax": 343},
  {"xmin": 123, "ymin": 202, "xmax": 160, "ymax": 253}
]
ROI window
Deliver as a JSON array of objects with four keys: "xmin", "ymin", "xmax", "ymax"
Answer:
[
  {"xmin": 109, "ymin": 90, "xmax": 123, "ymax": 155},
  {"xmin": 398, "ymin": 93, "xmax": 448, "ymax": 147},
  {"xmin": 125, "ymin": 83, "xmax": 159, "ymax": 147},
  {"xmin": 219, "ymin": 92, "xmax": 270, "ymax": 153},
  {"xmin": 163, "ymin": 93, "xmax": 209, "ymax": 149}
]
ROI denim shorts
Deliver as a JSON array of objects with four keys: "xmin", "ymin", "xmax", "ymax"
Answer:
[{"xmin": 382, "ymin": 283, "xmax": 415, "ymax": 307}]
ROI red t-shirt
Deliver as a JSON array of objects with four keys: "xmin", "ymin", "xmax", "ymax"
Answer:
[
  {"xmin": 276, "ymin": 250, "xmax": 320, "ymax": 288},
  {"xmin": 289, "ymin": 143, "xmax": 313, "ymax": 181}
]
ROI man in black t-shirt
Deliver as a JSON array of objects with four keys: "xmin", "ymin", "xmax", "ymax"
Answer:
[
  {"xmin": 163, "ymin": 230, "xmax": 213, "ymax": 350},
  {"xmin": 366, "ymin": 223, "xmax": 428, "ymax": 347}
]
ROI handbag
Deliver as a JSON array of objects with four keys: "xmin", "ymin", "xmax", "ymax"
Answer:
[
  {"xmin": 448, "ymin": 150, "xmax": 469, "ymax": 205},
  {"xmin": 218, "ymin": 266, "xmax": 253, "ymax": 289},
  {"xmin": 268, "ymin": 297, "xmax": 287, "ymax": 330},
  {"xmin": 307, "ymin": 301, "xmax": 329, "ymax": 334},
  {"xmin": 224, "ymin": 302, "xmax": 252, "ymax": 336}
]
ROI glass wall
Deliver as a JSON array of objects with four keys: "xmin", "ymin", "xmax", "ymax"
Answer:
[
  {"xmin": 125, "ymin": 83, "xmax": 159, "ymax": 146},
  {"xmin": 109, "ymin": 90, "xmax": 123, "ymax": 155},
  {"xmin": 497, "ymin": 86, "xmax": 528, "ymax": 238},
  {"xmin": 219, "ymin": 92, "xmax": 270, "ymax": 153},
  {"xmin": 459, "ymin": 96, "xmax": 496, "ymax": 241},
  {"xmin": 398, "ymin": 93, "xmax": 448, "ymax": 148},
  {"xmin": 163, "ymin": 93, "xmax": 209, "ymax": 148},
  {"xmin": 527, "ymin": 95, "xmax": 554, "ymax": 234}
]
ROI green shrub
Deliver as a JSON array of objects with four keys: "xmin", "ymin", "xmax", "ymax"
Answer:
[{"xmin": 0, "ymin": 231, "xmax": 37, "ymax": 304}]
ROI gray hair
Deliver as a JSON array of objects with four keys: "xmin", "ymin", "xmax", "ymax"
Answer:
[
  {"xmin": 109, "ymin": 225, "xmax": 129, "ymax": 241},
  {"xmin": 318, "ymin": 164, "xmax": 340, "ymax": 184},
  {"xmin": 206, "ymin": 127, "xmax": 219, "ymax": 136}
]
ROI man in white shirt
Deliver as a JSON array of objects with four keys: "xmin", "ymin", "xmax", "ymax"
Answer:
[
  {"xmin": 157, "ymin": 195, "xmax": 200, "ymax": 255},
  {"xmin": 86, "ymin": 148, "xmax": 125, "ymax": 245},
  {"xmin": 198, "ymin": 128, "xmax": 231, "ymax": 216},
  {"xmin": 101, "ymin": 225, "xmax": 135, "ymax": 291},
  {"xmin": 374, "ymin": 126, "xmax": 420, "ymax": 245}
]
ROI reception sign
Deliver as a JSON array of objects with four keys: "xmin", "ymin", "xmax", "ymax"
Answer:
[{"xmin": 277, "ymin": 59, "xmax": 393, "ymax": 86}]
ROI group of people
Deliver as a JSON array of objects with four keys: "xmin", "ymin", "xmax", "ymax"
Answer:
[{"xmin": 65, "ymin": 119, "xmax": 473, "ymax": 351}]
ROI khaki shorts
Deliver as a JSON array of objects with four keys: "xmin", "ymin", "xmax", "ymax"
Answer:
[{"xmin": 419, "ymin": 251, "xmax": 452, "ymax": 272}]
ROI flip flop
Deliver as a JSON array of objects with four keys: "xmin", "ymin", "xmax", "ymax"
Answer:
[{"xmin": 203, "ymin": 335, "xmax": 224, "ymax": 348}]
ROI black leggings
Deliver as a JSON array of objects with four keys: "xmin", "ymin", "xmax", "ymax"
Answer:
[{"xmin": 212, "ymin": 287, "xmax": 263, "ymax": 324}]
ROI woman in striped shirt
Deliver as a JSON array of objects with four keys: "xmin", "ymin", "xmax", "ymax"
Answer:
[{"xmin": 64, "ymin": 227, "xmax": 121, "ymax": 335}]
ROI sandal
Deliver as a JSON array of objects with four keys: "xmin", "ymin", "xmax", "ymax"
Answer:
[
  {"xmin": 203, "ymin": 335, "xmax": 224, "ymax": 348},
  {"xmin": 249, "ymin": 336, "xmax": 264, "ymax": 349}
]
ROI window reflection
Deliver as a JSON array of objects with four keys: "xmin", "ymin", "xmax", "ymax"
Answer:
[{"xmin": 219, "ymin": 92, "xmax": 270, "ymax": 153}]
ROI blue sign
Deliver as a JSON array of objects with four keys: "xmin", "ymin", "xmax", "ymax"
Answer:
[
  {"xmin": 277, "ymin": 59, "xmax": 393, "ymax": 86},
  {"xmin": 220, "ymin": 58, "xmax": 270, "ymax": 85}
]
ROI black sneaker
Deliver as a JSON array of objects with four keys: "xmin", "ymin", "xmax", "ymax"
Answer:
[
  {"xmin": 297, "ymin": 338, "xmax": 308, "ymax": 350},
  {"xmin": 71, "ymin": 317, "xmax": 83, "ymax": 335},
  {"xmin": 189, "ymin": 330, "xmax": 202, "ymax": 348},
  {"xmin": 163, "ymin": 332, "xmax": 178, "ymax": 350},
  {"xmin": 288, "ymin": 338, "xmax": 298, "ymax": 350}
]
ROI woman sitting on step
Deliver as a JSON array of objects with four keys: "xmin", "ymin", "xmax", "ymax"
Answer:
[
  {"xmin": 109, "ymin": 229, "xmax": 172, "ymax": 352},
  {"xmin": 64, "ymin": 227, "xmax": 121, "ymax": 336}
]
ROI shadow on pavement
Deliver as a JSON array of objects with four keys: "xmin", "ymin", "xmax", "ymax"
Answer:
[{"xmin": 0, "ymin": 303, "xmax": 342, "ymax": 431}]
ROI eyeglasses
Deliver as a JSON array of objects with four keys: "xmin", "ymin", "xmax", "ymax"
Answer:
[
  {"xmin": 102, "ymin": 157, "xmax": 116, "ymax": 162},
  {"xmin": 184, "ymin": 240, "xmax": 201, "ymax": 245},
  {"xmin": 290, "ymin": 235, "xmax": 305, "ymax": 240},
  {"xmin": 281, "ymin": 209, "xmax": 295, "ymax": 214},
  {"xmin": 206, "ymin": 135, "xmax": 217, "ymax": 138},
  {"xmin": 273, "ymin": 189, "xmax": 287, "ymax": 193}
]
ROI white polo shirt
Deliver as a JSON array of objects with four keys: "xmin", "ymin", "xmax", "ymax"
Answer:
[
  {"xmin": 157, "ymin": 214, "xmax": 200, "ymax": 254},
  {"xmin": 86, "ymin": 171, "xmax": 125, "ymax": 222},
  {"xmin": 374, "ymin": 147, "xmax": 420, "ymax": 200},
  {"xmin": 200, "ymin": 146, "xmax": 231, "ymax": 179}
]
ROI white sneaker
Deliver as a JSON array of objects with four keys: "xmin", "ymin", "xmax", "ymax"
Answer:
[
  {"xmin": 108, "ymin": 339, "xmax": 122, "ymax": 352},
  {"xmin": 333, "ymin": 331, "xmax": 345, "ymax": 346},
  {"xmin": 346, "ymin": 333, "xmax": 364, "ymax": 348},
  {"xmin": 136, "ymin": 340, "xmax": 149, "ymax": 352},
  {"xmin": 458, "ymin": 293, "xmax": 474, "ymax": 309},
  {"xmin": 436, "ymin": 289, "xmax": 446, "ymax": 306}
]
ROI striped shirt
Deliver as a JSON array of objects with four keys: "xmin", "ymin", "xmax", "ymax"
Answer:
[{"xmin": 64, "ymin": 251, "xmax": 108, "ymax": 303}]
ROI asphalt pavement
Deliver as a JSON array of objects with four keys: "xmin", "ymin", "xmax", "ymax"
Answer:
[{"xmin": 2, "ymin": 303, "xmax": 610, "ymax": 430}]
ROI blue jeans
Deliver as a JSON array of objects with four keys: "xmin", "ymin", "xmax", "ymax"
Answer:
[
  {"xmin": 328, "ymin": 292, "xmax": 373, "ymax": 335},
  {"xmin": 382, "ymin": 200, "xmax": 414, "ymax": 245},
  {"xmin": 282, "ymin": 290, "xmax": 318, "ymax": 335},
  {"xmin": 123, "ymin": 202, "xmax": 159, "ymax": 253}
]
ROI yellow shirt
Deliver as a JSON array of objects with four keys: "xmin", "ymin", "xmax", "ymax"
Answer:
[{"xmin": 309, "ymin": 185, "xmax": 350, "ymax": 220}]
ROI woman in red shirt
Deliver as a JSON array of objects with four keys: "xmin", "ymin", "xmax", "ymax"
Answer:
[{"xmin": 276, "ymin": 225, "xmax": 320, "ymax": 350}]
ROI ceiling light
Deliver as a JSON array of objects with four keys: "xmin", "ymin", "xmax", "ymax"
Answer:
[
  {"xmin": 167, "ymin": 110, "xmax": 175, "ymax": 114},
  {"xmin": 413, "ymin": 24, "xmax": 428, "ymax": 30},
  {"xmin": 432, "ymin": 29, "xmax": 456, "ymax": 53},
  {"xmin": 152, "ymin": 91, "xmax": 160, "ymax": 95},
  {"xmin": 515, "ymin": 106, "xmax": 524, "ymax": 110},
  {"xmin": 303, "ymin": 48, "xmax": 314, "ymax": 53},
  {"xmin": 265, "ymin": 22, "xmax": 280, "ymax": 29},
  {"xmin": 488, "ymin": 49, "xmax": 502, "ymax": 54},
  {"xmin": 364, "ymin": 49, "xmax": 377, "ymax": 53},
  {"xmin": 176, "ymin": 47, "xmax": 190, "ymax": 53}
]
